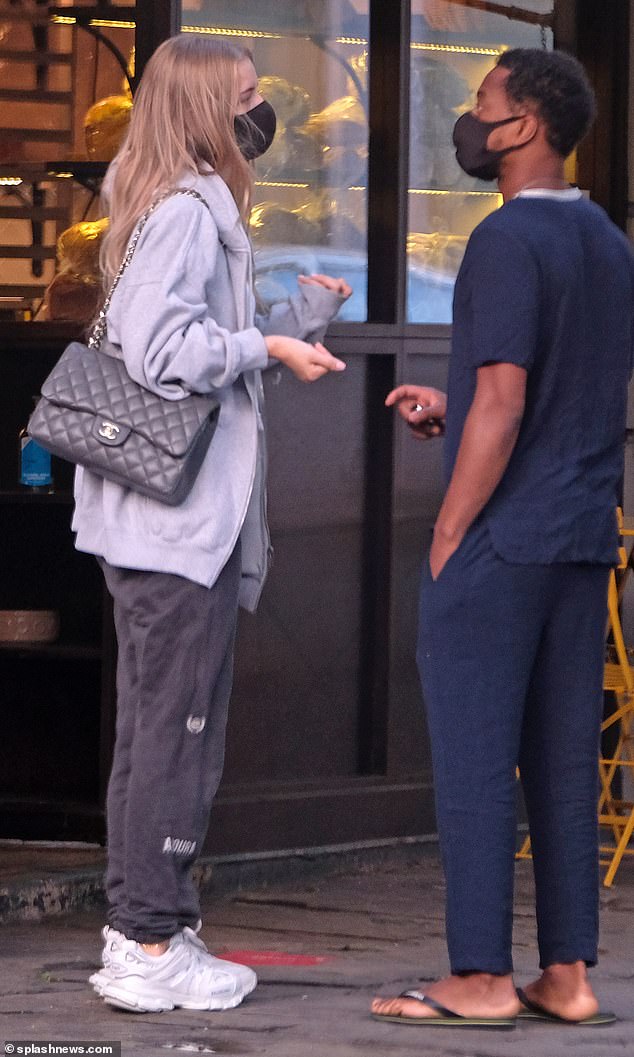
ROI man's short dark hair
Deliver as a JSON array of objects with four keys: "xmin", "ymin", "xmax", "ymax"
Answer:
[{"xmin": 496, "ymin": 48, "xmax": 596, "ymax": 157}]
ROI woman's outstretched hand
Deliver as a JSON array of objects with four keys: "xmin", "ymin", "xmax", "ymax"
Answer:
[
  {"xmin": 386, "ymin": 384, "xmax": 447, "ymax": 439},
  {"xmin": 266, "ymin": 336, "xmax": 346, "ymax": 383},
  {"xmin": 298, "ymin": 273, "xmax": 353, "ymax": 300}
]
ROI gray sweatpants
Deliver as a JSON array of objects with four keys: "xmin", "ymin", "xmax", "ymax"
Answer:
[{"xmin": 100, "ymin": 543, "xmax": 241, "ymax": 942}]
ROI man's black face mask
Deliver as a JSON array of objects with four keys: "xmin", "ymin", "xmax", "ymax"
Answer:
[
  {"xmin": 234, "ymin": 100, "xmax": 277, "ymax": 160},
  {"xmin": 453, "ymin": 111, "xmax": 525, "ymax": 181}
]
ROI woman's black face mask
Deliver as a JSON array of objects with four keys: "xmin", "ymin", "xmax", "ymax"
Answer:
[
  {"xmin": 452, "ymin": 111, "xmax": 525, "ymax": 181},
  {"xmin": 234, "ymin": 100, "xmax": 277, "ymax": 160}
]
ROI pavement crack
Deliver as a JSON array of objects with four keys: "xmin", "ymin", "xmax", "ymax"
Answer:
[
  {"xmin": 231, "ymin": 896, "xmax": 441, "ymax": 926},
  {"xmin": 213, "ymin": 922, "xmax": 405, "ymax": 943},
  {"xmin": 232, "ymin": 897, "xmax": 310, "ymax": 909},
  {"xmin": 258, "ymin": 980, "xmax": 356, "ymax": 989}
]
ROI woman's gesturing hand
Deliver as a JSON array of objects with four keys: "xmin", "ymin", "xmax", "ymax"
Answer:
[
  {"xmin": 266, "ymin": 336, "xmax": 346, "ymax": 383},
  {"xmin": 298, "ymin": 273, "xmax": 353, "ymax": 300},
  {"xmin": 385, "ymin": 384, "xmax": 447, "ymax": 439}
]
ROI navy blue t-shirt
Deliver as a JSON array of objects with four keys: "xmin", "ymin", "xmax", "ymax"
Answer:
[{"xmin": 446, "ymin": 193, "xmax": 634, "ymax": 564}]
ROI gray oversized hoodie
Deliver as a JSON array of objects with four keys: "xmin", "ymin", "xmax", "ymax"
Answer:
[{"xmin": 72, "ymin": 168, "xmax": 344, "ymax": 610}]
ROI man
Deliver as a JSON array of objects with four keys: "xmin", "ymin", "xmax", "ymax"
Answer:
[{"xmin": 373, "ymin": 48, "xmax": 634, "ymax": 1028}]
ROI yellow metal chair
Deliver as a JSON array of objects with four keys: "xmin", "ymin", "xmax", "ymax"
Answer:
[
  {"xmin": 515, "ymin": 830, "xmax": 532, "ymax": 862},
  {"xmin": 598, "ymin": 512, "xmax": 634, "ymax": 886},
  {"xmin": 517, "ymin": 509, "xmax": 634, "ymax": 883}
]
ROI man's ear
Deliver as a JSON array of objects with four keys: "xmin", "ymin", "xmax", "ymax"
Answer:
[
  {"xmin": 513, "ymin": 111, "xmax": 539, "ymax": 147},
  {"xmin": 488, "ymin": 112, "xmax": 539, "ymax": 151}
]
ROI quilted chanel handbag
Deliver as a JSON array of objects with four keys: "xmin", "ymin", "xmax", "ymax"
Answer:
[{"xmin": 27, "ymin": 189, "xmax": 220, "ymax": 506}]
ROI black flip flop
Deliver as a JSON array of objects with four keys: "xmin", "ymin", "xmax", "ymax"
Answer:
[
  {"xmin": 516, "ymin": 987, "xmax": 617, "ymax": 1026},
  {"xmin": 371, "ymin": 989, "xmax": 516, "ymax": 1029}
]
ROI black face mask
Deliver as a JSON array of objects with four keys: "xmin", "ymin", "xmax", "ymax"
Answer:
[
  {"xmin": 453, "ymin": 111, "xmax": 525, "ymax": 181},
  {"xmin": 234, "ymin": 100, "xmax": 277, "ymax": 160}
]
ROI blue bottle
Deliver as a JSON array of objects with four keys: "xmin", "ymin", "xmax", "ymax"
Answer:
[{"xmin": 19, "ymin": 397, "xmax": 53, "ymax": 491}]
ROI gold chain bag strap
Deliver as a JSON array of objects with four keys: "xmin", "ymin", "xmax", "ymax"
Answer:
[{"xmin": 28, "ymin": 189, "xmax": 221, "ymax": 506}]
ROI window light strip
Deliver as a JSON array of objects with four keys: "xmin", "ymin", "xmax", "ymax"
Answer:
[
  {"xmin": 90, "ymin": 18, "xmax": 136, "ymax": 29},
  {"xmin": 0, "ymin": 173, "xmax": 75, "ymax": 183},
  {"xmin": 410, "ymin": 42, "xmax": 505, "ymax": 55},
  {"xmin": 176, "ymin": 28, "xmax": 504, "ymax": 55},
  {"xmin": 351, "ymin": 186, "xmax": 500, "ymax": 198},
  {"xmin": 51, "ymin": 15, "xmax": 136, "ymax": 28},
  {"xmin": 182, "ymin": 25, "xmax": 282, "ymax": 40},
  {"xmin": 255, "ymin": 180, "xmax": 310, "ymax": 189},
  {"xmin": 49, "ymin": 17, "xmax": 506, "ymax": 56},
  {"xmin": 0, "ymin": 177, "xmax": 497, "ymax": 198},
  {"xmin": 337, "ymin": 35, "xmax": 504, "ymax": 56},
  {"xmin": 408, "ymin": 188, "xmax": 502, "ymax": 198},
  {"xmin": 253, "ymin": 183, "xmax": 501, "ymax": 198}
]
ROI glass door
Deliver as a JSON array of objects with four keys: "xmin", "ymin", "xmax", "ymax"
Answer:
[
  {"xmin": 180, "ymin": 1, "xmax": 370, "ymax": 322},
  {"xmin": 407, "ymin": 0, "xmax": 555, "ymax": 322}
]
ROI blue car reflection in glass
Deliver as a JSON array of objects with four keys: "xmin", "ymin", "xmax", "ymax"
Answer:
[{"xmin": 254, "ymin": 247, "xmax": 455, "ymax": 324}]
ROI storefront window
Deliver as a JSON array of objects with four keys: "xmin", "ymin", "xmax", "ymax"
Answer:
[
  {"xmin": 407, "ymin": 0, "xmax": 554, "ymax": 323},
  {"xmin": 0, "ymin": 2, "xmax": 135, "ymax": 323},
  {"xmin": 181, "ymin": 0, "xmax": 370, "ymax": 322},
  {"xmin": 0, "ymin": 2, "xmax": 559, "ymax": 327}
]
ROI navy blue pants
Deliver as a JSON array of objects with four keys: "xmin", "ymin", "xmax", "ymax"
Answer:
[{"xmin": 417, "ymin": 519, "xmax": 609, "ymax": 975}]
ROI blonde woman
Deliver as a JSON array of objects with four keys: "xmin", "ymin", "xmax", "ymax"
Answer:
[{"xmin": 77, "ymin": 34, "xmax": 351, "ymax": 1013}]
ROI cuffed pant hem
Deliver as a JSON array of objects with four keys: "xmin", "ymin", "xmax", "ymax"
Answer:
[
  {"xmin": 539, "ymin": 952, "xmax": 598, "ymax": 971},
  {"xmin": 113, "ymin": 922, "xmax": 179, "ymax": 944},
  {"xmin": 450, "ymin": 960, "xmax": 514, "ymax": 976}
]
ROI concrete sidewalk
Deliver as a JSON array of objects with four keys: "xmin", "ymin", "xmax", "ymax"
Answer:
[{"xmin": 0, "ymin": 842, "xmax": 632, "ymax": 1057}]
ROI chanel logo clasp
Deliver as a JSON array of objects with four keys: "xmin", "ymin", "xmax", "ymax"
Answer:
[{"xmin": 98, "ymin": 420, "xmax": 120, "ymax": 441}]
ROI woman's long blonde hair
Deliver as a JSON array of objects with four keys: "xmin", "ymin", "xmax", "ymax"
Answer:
[{"xmin": 101, "ymin": 34, "xmax": 253, "ymax": 286}]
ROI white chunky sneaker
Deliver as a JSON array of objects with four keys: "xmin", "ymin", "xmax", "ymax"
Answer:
[
  {"xmin": 182, "ymin": 925, "xmax": 257, "ymax": 996},
  {"xmin": 90, "ymin": 923, "xmax": 257, "ymax": 1002},
  {"xmin": 94, "ymin": 930, "xmax": 250, "ymax": 1013},
  {"xmin": 89, "ymin": 925, "xmax": 125, "ymax": 995}
]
